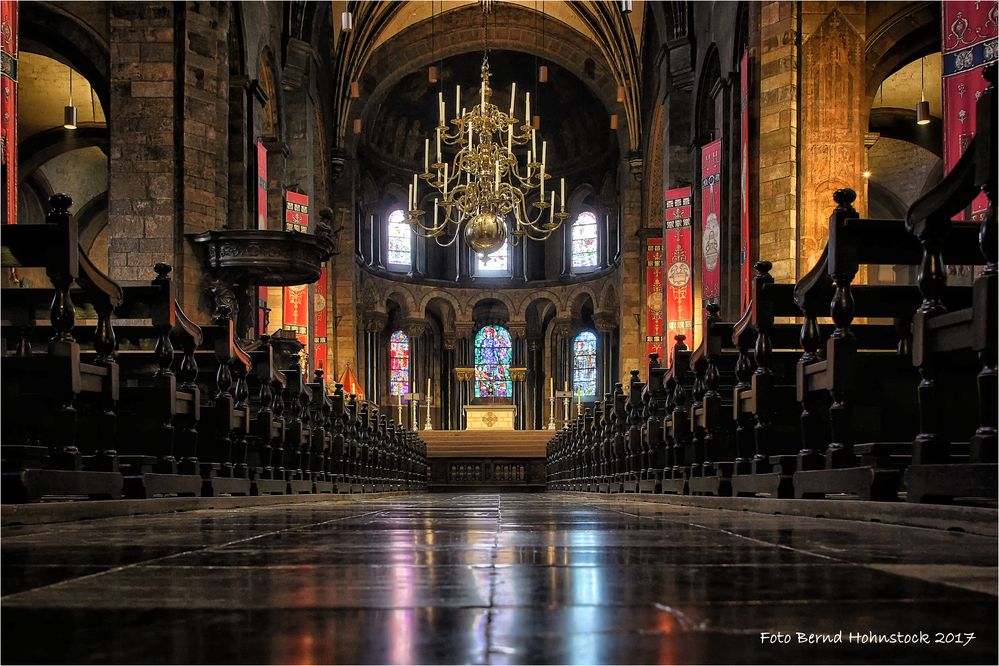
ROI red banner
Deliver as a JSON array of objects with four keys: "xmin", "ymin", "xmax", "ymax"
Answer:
[
  {"xmin": 283, "ymin": 284, "xmax": 309, "ymax": 346},
  {"xmin": 645, "ymin": 237, "xmax": 664, "ymax": 358},
  {"xmin": 285, "ymin": 190, "xmax": 309, "ymax": 233},
  {"xmin": 2, "ymin": 0, "xmax": 18, "ymax": 225},
  {"xmin": 942, "ymin": 0, "xmax": 996, "ymax": 220},
  {"xmin": 664, "ymin": 187, "xmax": 693, "ymax": 359},
  {"xmin": 256, "ymin": 141, "xmax": 267, "ymax": 229},
  {"xmin": 700, "ymin": 139, "xmax": 722, "ymax": 304},
  {"xmin": 740, "ymin": 48, "xmax": 751, "ymax": 313},
  {"xmin": 313, "ymin": 264, "xmax": 328, "ymax": 375}
]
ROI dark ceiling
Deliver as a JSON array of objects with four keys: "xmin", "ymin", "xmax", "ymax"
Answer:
[{"xmin": 360, "ymin": 50, "xmax": 617, "ymax": 186}]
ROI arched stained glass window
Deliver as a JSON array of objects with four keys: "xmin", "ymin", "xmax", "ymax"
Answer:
[
  {"xmin": 387, "ymin": 209, "xmax": 411, "ymax": 267},
  {"xmin": 474, "ymin": 325, "xmax": 512, "ymax": 397},
  {"xmin": 389, "ymin": 330, "xmax": 410, "ymax": 396},
  {"xmin": 476, "ymin": 238, "xmax": 509, "ymax": 273},
  {"xmin": 571, "ymin": 211, "xmax": 599, "ymax": 269},
  {"xmin": 573, "ymin": 330, "xmax": 598, "ymax": 398}
]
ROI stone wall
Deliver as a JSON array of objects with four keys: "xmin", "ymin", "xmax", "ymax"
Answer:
[{"xmin": 757, "ymin": 0, "xmax": 799, "ymax": 283}]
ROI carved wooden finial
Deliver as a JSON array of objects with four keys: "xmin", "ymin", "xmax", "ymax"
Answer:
[
  {"xmin": 833, "ymin": 188, "xmax": 857, "ymax": 211},
  {"xmin": 153, "ymin": 262, "xmax": 172, "ymax": 284},
  {"xmin": 754, "ymin": 260, "xmax": 773, "ymax": 277},
  {"xmin": 706, "ymin": 302, "xmax": 721, "ymax": 320},
  {"xmin": 48, "ymin": 192, "xmax": 73, "ymax": 214}
]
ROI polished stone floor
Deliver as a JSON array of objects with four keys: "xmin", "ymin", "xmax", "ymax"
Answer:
[{"xmin": 2, "ymin": 493, "xmax": 996, "ymax": 664}]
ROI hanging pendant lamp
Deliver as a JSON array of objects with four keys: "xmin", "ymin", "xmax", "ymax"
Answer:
[
  {"xmin": 63, "ymin": 68, "xmax": 77, "ymax": 130},
  {"xmin": 916, "ymin": 57, "xmax": 931, "ymax": 125}
]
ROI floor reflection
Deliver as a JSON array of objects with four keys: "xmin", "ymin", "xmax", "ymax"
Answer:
[{"xmin": 1, "ymin": 493, "xmax": 996, "ymax": 665}]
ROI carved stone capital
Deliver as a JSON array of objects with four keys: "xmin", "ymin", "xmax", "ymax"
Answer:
[
  {"xmin": 455, "ymin": 322, "xmax": 475, "ymax": 339},
  {"xmin": 509, "ymin": 367, "xmax": 528, "ymax": 382},
  {"xmin": 593, "ymin": 311, "xmax": 618, "ymax": 333},
  {"xmin": 364, "ymin": 312, "xmax": 388, "ymax": 333},
  {"xmin": 553, "ymin": 317, "xmax": 573, "ymax": 337},
  {"xmin": 526, "ymin": 337, "xmax": 543, "ymax": 353},
  {"xmin": 507, "ymin": 320, "xmax": 527, "ymax": 338},
  {"xmin": 454, "ymin": 367, "xmax": 475, "ymax": 382},
  {"xmin": 404, "ymin": 318, "xmax": 429, "ymax": 338},
  {"xmin": 627, "ymin": 152, "xmax": 644, "ymax": 182},
  {"xmin": 442, "ymin": 334, "xmax": 457, "ymax": 351}
]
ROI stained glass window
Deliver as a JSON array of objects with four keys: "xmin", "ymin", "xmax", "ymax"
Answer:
[
  {"xmin": 389, "ymin": 330, "xmax": 410, "ymax": 396},
  {"xmin": 571, "ymin": 211, "xmax": 599, "ymax": 269},
  {"xmin": 573, "ymin": 330, "xmax": 598, "ymax": 398},
  {"xmin": 474, "ymin": 325, "xmax": 512, "ymax": 397},
  {"xmin": 476, "ymin": 238, "xmax": 509, "ymax": 273},
  {"xmin": 387, "ymin": 209, "xmax": 411, "ymax": 267}
]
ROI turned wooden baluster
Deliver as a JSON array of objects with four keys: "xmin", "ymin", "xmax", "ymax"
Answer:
[
  {"xmin": 826, "ymin": 189, "xmax": 860, "ymax": 467},
  {"xmin": 46, "ymin": 193, "xmax": 77, "ymax": 347},
  {"xmin": 213, "ymin": 305, "xmax": 234, "ymax": 400},
  {"xmin": 152, "ymin": 264, "xmax": 174, "ymax": 375}
]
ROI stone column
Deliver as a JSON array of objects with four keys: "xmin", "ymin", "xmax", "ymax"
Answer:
[
  {"xmin": 527, "ymin": 337, "xmax": 544, "ymax": 429},
  {"xmin": 454, "ymin": 322, "xmax": 475, "ymax": 429},
  {"xmin": 363, "ymin": 312, "xmax": 387, "ymax": 405},
  {"xmin": 798, "ymin": 6, "xmax": 865, "ymax": 278},
  {"xmin": 508, "ymin": 321, "xmax": 527, "ymax": 429},
  {"xmin": 441, "ymin": 333, "xmax": 456, "ymax": 429},
  {"xmin": 594, "ymin": 312, "xmax": 618, "ymax": 398},
  {"xmin": 109, "ymin": 2, "xmax": 231, "ymax": 315},
  {"xmin": 552, "ymin": 317, "xmax": 573, "ymax": 396},
  {"xmin": 405, "ymin": 318, "xmax": 429, "ymax": 409}
]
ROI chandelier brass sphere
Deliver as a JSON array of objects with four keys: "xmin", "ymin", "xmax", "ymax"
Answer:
[{"xmin": 464, "ymin": 211, "xmax": 508, "ymax": 256}]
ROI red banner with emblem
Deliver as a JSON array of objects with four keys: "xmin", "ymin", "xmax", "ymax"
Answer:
[
  {"xmin": 942, "ymin": 0, "xmax": 996, "ymax": 220},
  {"xmin": 313, "ymin": 264, "xmax": 328, "ymax": 375},
  {"xmin": 664, "ymin": 187, "xmax": 693, "ymax": 359},
  {"xmin": 645, "ymin": 237, "xmax": 664, "ymax": 358},
  {"xmin": 256, "ymin": 141, "xmax": 267, "ymax": 229},
  {"xmin": 2, "ymin": 0, "xmax": 18, "ymax": 225},
  {"xmin": 700, "ymin": 139, "xmax": 722, "ymax": 304},
  {"xmin": 285, "ymin": 190, "xmax": 309, "ymax": 232},
  {"xmin": 283, "ymin": 284, "xmax": 309, "ymax": 347},
  {"xmin": 740, "ymin": 48, "xmax": 751, "ymax": 313}
]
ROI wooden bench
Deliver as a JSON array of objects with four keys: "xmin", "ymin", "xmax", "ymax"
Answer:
[{"xmin": 1, "ymin": 194, "xmax": 124, "ymax": 501}]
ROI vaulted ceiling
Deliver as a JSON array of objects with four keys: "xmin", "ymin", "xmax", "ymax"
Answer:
[{"xmin": 331, "ymin": 0, "xmax": 644, "ymax": 152}]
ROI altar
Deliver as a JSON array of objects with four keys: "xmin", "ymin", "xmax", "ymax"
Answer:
[{"xmin": 463, "ymin": 404, "xmax": 517, "ymax": 430}]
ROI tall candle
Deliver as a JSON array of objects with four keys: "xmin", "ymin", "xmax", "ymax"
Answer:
[
  {"xmin": 408, "ymin": 184, "xmax": 413, "ymax": 209},
  {"xmin": 525, "ymin": 92, "xmax": 530, "ymax": 126},
  {"xmin": 443, "ymin": 163, "xmax": 449, "ymax": 196},
  {"xmin": 427, "ymin": 377, "xmax": 431, "ymax": 396},
  {"xmin": 560, "ymin": 178, "xmax": 565, "ymax": 211},
  {"xmin": 433, "ymin": 199, "xmax": 439, "ymax": 227},
  {"xmin": 542, "ymin": 140, "xmax": 547, "ymax": 166},
  {"xmin": 481, "ymin": 81, "xmax": 486, "ymax": 110},
  {"xmin": 564, "ymin": 381, "xmax": 568, "ymax": 391},
  {"xmin": 436, "ymin": 128, "xmax": 441, "ymax": 162},
  {"xmin": 438, "ymin": 91, "xmax": 444, "ymax": 124},
  {"xmin": 456, "ymin": 85, "xmax": 461, "ymax": 115},
  {"xmin": 549, "ymin": 377, "xmax": 553, "ymax": 398},
  {"xmin": 509, "ymin": 82, "xmax": 516, "ymax": 116},
  {"xmin": 540, "ymin": 163, "xmax": 545, "ymax": 199},
  {"xmin": 412, "ymin": 173, "xmax": 418, "ymax": 205},
  {"xmin": 495, "ymin": 161, "xmax": 500, "ymax": 188},
  {"xmin": 424, "ymin": 139, "xmax": 429, "ymax": 172}
]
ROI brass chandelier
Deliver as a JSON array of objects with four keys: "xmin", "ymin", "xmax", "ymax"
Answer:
[{"xmin": 406, "ymin": 52, "xmax": 570, "ymax": 257}]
